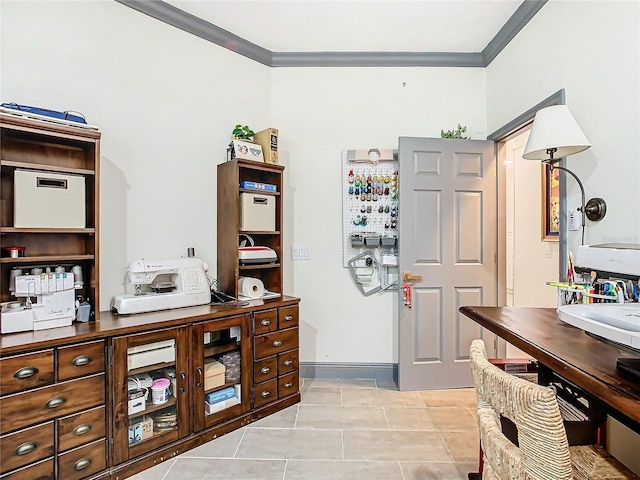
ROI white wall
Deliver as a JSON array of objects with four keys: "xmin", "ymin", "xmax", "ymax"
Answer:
[
  {"xmin": 488, "ymin": 2, "xmax": 640, "ymax": 473},
  {"xmin": 271, "ymin": 68, "xmax": 487, "ymax": 363},
  {"xmin": 0, "ymin": 0, "xmax": 272, "ymax": 311},
  {"xmin": 487, "ymin": 0, "xmax": 640, "ymax": 251}
]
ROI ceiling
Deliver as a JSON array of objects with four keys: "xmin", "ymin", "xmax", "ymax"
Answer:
[{"xmin": 117, "ymin": 0, "xmax": 546, "ymax": 67}]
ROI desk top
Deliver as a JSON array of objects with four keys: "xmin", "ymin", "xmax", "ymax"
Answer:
[{"xmin": 459, "ymin": 306, "xmax": 640, "ymax": 430}]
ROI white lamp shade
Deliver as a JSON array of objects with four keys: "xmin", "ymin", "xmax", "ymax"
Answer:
[{"xmin": 522, "ymin": 105, "xmax": 591, "ymax": 160}]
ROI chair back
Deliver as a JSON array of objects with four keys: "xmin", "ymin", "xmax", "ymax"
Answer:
[{"xmin": 470, "ymin": 339, "xmax": 573, "ymax": 480}]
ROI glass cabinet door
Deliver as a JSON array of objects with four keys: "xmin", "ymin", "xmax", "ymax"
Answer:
[
  {"xmin": 192, "ymin": 314, "xmax": 251, "ymax": 431},
  {"xmin": 112, "ymin": 326, "xmax": 190, "ymax": 464}
]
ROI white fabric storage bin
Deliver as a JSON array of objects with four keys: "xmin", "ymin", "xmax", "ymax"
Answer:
[
  {"xmin": 240, "ymin": 193, "xmax": 275, "ymax": 231},
  {"xmin": 14, "ymin": 169, "xmax": 85, "ymax": 228}
]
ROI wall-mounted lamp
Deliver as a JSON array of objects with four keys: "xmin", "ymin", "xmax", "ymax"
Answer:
[{"xmin": 522, "ymin": 105, "xmax": 606, "ymax": 244}]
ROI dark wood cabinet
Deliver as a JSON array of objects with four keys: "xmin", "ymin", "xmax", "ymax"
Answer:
[
  {"xmin": 1, "ymin": 295, "xmax": 299, "ymax": 480},
  {"xmin": 252, "ymin": 304, "xmax": 300, "ymax": 411},
  {"xmin": 0, "ymin": 340, "xmax": 107, "ymax": 479},
  {"xmin": 0, "ymin": 113, "xmax": 100, "ymax": 319},
  {"xmin": 192, "ymin": 314, "xmax": 252, "ymax": 432},
  {"xmin": 111, "ymin": 327, "xmax": 190, "ymax": 465}
]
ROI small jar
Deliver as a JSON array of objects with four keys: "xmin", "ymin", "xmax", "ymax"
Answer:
[{"xmin": 151, "ymin": 378, "xmax": 171, "ymax": 405}]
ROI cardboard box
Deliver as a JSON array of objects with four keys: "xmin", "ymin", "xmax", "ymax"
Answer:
[
  {"xmin": 204, "ymin": 359, "xmax": 226, "ymax": 390},
  {"xmin": 232, "ymin": 140, "xmax": 263, "ymax": 162},
  {"xmin": 253, "ymin": 128, "xmax": 278, "ymax": 165}
]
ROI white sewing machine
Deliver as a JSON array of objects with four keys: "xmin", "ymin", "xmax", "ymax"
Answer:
[
  {"xmin": 111, "ymin": 257, "xmax": 211, "ymax": 315},
  {"xmin": 1, "ymin": 272, "xmax": 76, "ymax": 333}
]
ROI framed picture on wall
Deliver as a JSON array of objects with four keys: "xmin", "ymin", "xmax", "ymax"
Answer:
[{"xmin": 542, "ymin": 163, "xmax": 559, "ymax": 241}]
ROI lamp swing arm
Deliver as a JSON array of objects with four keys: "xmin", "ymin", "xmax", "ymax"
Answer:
[{"xmin": 545, "ymin": 157, "xmax": 587, "ymax": 228}]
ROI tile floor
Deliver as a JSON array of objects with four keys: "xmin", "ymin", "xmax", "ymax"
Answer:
[{"xmin": 127, "ymin": 378, "xmax": 480, "ymax": 480}]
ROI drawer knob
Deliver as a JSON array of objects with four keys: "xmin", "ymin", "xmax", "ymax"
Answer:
[
  {"xmin": 74, "ymin": 458, "xmax": 92, "ymax": 471},
  {"xmin": 272, "ymin": 340, "xmax": 282, "ymax": 347},
  {"xmin": 14, "ymin": 366, "xmax": 39, "ymax": 379},
  {"xmin": 284, "ymin": 382, "xmax": 294, "ymax": 389},
  {"xmin": 284, "ymin": 315, "xmax": 294, "ymax": 321},
  {"xmin": 260, "ymin": 367, "xmax": 270, "ymax": 374},
  {"xmin": 45, "ymin": 396, "xmax": 67, "ymax": 409},
  {"xmin": 261, "ymin": 391, "xmax": 271, "ymax": 398},
  {"xmin": 283, "ymin": 359, "xmax": 293, "ymax": 367},
  {"xmin": 15, "ymin": 441, "xmax": 38, "ymax": 456},
  {"xmin": 73, "ymin": 424, "xmax": 92, "ymax": 436},
  {"xmin": 261, "ymin": 319, "xmax": 271, "ymax": 326},
  {"xmin": 72, "ymin": 355, "xmax": 92, "ymax": 367}
]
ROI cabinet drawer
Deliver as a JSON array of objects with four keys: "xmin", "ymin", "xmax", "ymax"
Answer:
[
  {"xmin": 254, "ymin": 309, "xmax": 278, "ymax": 335},
  {"xmin": 0, "ymin": 374, "xmax": 105, "ymax": 434},
  {"xmin": 278, "ymin": 372, "xmax": 299, "ymax": 399},
  {"xmin": 0, "ymin": 421, "xmax": 53, "ymax": 474},
  {"xmin": 278, "ymin": 350, "xmax": 298, "ymax": 375},
  {"xmin": 0, "ymin": 350, "xmax": 54, "ymax": 396},
  {"xmin": 57, "ymin": 405, "xmax": 105, "ymax": 452},
  {"xmin": 1, "ymin": 457, "xmax": 54, "ymax": 480},
  {"xmin": 58, "ymin": 341, "xmax": 105, "ymax": 381},
  {"xmin": 57, "ymin": 438, "xmax": 106, "ymax": 480},
  {"xmin": 254, "ymin": 379, "xmax": 277, "ymax": 408},
  {"xmin": 254, "ymin": 356, "xmax": 277, "ymax": 383},
  {"xmin": 254, "ymin": 327, "xmax": 298, "ymax": 359},
  {"xmin": 278, "ymin": 306, "xmax": 299, "ymax": 329}
]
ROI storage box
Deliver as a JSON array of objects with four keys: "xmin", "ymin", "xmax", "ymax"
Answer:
[
  {"xmin": 204, "ymin": 359, "xmax": 226, "ymax": 390},
  {"xmin": 232, "ymin": 140, "xmax": 263, "ymax": 162},
  {"xmin": 128, "ymin": 389, "xmax": 147, "ymax": 415},
  {"xmin": 128, "ymin": 416, "xmax": 153, "ymax": 445},
  {"xmin": 240, "ymin": 193, "xmax": 275, "ymax": 231},
  {"xmin": 14, "ymin": 169, "xmax": 85, "ymax": 228},
  {"xmin": 205, "ymin": 385, "xmax": 241, "ymax": 415},
  {"xmin": 127, "ymin": 339, "xmax": 176, "ymax": 370},
  {"xmin": 253, "ymin": 128, "xmax": 278, "ymax": 165}
]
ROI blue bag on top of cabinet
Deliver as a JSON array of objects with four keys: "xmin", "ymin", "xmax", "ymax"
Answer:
[{"xmin": 1, "ymin": 102, "xmax": 87, "ymax": 124}]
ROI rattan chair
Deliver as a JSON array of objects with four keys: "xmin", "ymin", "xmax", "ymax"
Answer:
[{"xmin": 469, "ymin": 339, "xmax": 638, "ymax": 480}]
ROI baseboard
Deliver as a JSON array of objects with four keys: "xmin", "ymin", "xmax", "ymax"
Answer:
[{"xmin": 299, "ymin": 362, "xmax": 397, "ymax": 382}]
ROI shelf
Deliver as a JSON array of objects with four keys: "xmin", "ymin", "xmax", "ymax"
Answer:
[
  {"xmin": 239, "ymin": 263, "xmax": 281, "ymax": 270},
  {"xmin": 127, "ymin": 361, "xmax": 176, "ymax": 377},
  {"xmin": 236, "ymin": 159, "xmax": 285, "ymax": 172},
  {"xmin": 0, "ymin": 254, "xmax": 95, "ymax": 264},
  {"xmin": 1, "ymin": 227, "xmax": 96, "ymax": 234},
  {"xmin": 0, "ymin": 159, "xmax": 96, "ymax": 176},
  {"xmin": 239, "ymin": 230, "xmax": 280, "ymax": 235},
  {"xmin": 137, "ymin": 397, "xmax": 177, "ymax": 416},
  {"xmin": 204, "ymin": 380, "xmax": 240, "ymax": 396},
  {"xmin": 204, "ymin": 341, "xmax": 239, "ymax": 357},
  {"xmin": 239, "ymin": 188, "xmax": 280, "ymax": 196},
  {"xmin": 129, "ymin": 426, "xmax": 176, "ymax": 448}
]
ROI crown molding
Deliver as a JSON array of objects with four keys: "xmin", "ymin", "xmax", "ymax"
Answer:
[
  {"xmin": 483, "ymin": 0, "xmax": 547, "ymax": 65},
  {"xmin": 271, "ymin": 51, "xmax": 485, "ymax": 68},
  {"xmin": 115, "ymin": 0, "xmax": 272, "ymax": 65},
  {"xmin": 116, "ymin": 0, "xmax": 546, "ymax": 68}
]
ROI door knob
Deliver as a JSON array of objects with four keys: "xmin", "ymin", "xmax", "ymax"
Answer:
[{"xmin": 402, "ymin": 272, "xmax": 423, "ymax": 282}]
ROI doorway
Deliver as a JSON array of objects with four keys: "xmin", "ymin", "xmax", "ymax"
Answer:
[{"xmin": 489, "ymin": 89, "xmax": 567, "ymax": 357}]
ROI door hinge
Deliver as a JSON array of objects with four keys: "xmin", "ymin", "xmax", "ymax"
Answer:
[{"xmin": 108, "ymin": 345, "xmax": 113, "ymax": 367}]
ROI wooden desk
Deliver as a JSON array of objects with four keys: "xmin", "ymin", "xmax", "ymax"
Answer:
[{"xmin": 459, "ymin": 306, "xmax": 640, "ymax": 434}]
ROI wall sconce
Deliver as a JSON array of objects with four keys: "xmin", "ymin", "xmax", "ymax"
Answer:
[{"xmin": 523, "ymin": 105, "xmax": 606, "ymax": 243}]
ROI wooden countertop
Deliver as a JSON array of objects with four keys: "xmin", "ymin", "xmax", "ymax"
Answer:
[
  {"xmin": 0, "ymin": 296, "xmax": 300, "ymax": 355},
  {"xmin": 459, "ymin": 306, "xmax": 640, "ymax": 431}
]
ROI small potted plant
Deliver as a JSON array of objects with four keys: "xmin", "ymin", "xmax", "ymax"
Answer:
[
  {"xmin": 228, "ymin": 125, "xmax": 263, "ymax": 162},
  {"xmin": 232, "ymin": 124, "xmax": 255, "ymax": 141},
  {"xmin": 440, "ymin": 124, "xmax": 470, "ymax": 139}
]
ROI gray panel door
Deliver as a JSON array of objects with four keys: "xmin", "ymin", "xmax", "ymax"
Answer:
[{"xmin": 398, "ymin": 137, "xmax": 498, "ymax": 390}]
